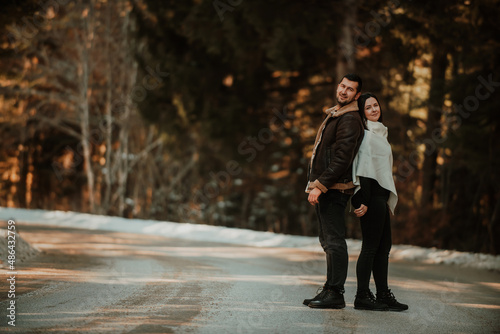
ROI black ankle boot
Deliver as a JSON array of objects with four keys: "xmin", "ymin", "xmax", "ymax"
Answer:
[
  {"xmin": 308, "ymin": 287, "xmax": 346, "ymax": 309},
  {"xmin": 376, "ymin": 289, "xmax": 408, "ymax": 311},
  {"xmin": 354, "ymin": 290, "xmax": 388, "ymax": 311},
  {"xmin": 303, "ymin": 285, "xmax": 328, "ymax": 306}
]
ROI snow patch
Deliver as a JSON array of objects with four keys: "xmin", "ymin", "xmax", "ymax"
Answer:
[{"xmin": 1, "ymin": 207, "xmax": 499, "ymax": 271}]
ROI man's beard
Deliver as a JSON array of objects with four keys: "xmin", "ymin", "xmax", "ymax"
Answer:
[{"xmin": 336, "ymin": 95, "xmax": 354, "ymax": 106}]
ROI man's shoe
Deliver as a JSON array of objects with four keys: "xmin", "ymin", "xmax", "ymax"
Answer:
[
  {"xmin": 376, "ymin": 289, "xmax": 408, "ymax": 311},
  {"xmin": 354, "ymin": 290, "xmax": 388, "ymax": 311},
  {"xmin": 308, "ymin": 287, "xmax": 346, "ymax": 309},
  {"xmin": 303, "ymin": 285, "xmax": 328, "ymax": 306}
]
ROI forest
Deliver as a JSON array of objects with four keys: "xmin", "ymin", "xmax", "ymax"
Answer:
[{"xmin": 0, "ymin": 0, "xmax": 499, "ymax": 254}]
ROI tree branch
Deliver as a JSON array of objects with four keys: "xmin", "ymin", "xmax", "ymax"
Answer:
[{"xmin": 33, "ymin": 114, "xmax": 83, "ymax": 140}]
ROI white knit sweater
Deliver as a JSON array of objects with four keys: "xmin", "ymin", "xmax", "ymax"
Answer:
[{"xmin": 352, "ymin": 120, "xmax": 398, "ymax": 214}]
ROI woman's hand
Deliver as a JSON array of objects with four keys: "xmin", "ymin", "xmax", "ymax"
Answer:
[{"xmin": 354, "ymin": 204, "xmax": 368, "ymax": 217}]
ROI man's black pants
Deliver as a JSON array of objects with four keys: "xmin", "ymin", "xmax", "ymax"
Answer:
[{"xmin": 315, "ymin": 189, "xmax": 349, "ymax": 292}]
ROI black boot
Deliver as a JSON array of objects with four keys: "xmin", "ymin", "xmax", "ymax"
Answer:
[
  {"xmin": 307, "ymin": 252, "xmax": 346, "ymax": 308},
  {"xmin": 376, "ymin": 289, "xmax": 408, "ymax": 311},
  {"xmin": 354, "ymin": 290, "xmax": 388, "ymax": 311},
  {"xmin": 308, "ymin": 287, "xmax": 346, "ymax": 309},
  {"xmin": 302, "ymin": 285, "xmax": 328, "ymax": 306}
]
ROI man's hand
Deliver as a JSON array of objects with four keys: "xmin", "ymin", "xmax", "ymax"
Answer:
[
  {"xmin": 354, "ymin": 204, "xmax": 368, "ymax": 217},
  {"xmin": 308, "ymin": 188, "xmax": 322, "ymax": 206}
]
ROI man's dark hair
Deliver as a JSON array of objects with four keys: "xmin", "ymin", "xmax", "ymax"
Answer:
[{"xmin": 340, "ymin": 73, "xmax": 362, "ymax": 93}]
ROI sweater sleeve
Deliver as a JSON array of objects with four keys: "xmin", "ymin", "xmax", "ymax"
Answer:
[{"xmin": 351, "ymin": 176, "xmax": 372, "ymax": 208}]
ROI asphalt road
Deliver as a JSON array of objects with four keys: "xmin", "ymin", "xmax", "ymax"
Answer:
[{"xmin": 0, "ymin": 224, "xmax": 499, "ymax": 334}]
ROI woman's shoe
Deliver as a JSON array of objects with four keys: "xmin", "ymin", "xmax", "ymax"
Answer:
[
  {"xmin": 354, "ymin": 290, "xmax": 388, "ymax": 311},
  {"xmin": 376, "ymin": 289, "xmax": 408, "ymax": 311}
]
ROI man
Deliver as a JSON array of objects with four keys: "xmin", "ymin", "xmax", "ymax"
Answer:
[{"xmin": 304, "ymin": 74, "xmax": 365, "ymax": 309}]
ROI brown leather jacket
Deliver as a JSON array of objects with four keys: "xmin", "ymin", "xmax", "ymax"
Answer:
[{"xmin": 306, "ymin": 101, "xmax": 365, "ymax": 193}]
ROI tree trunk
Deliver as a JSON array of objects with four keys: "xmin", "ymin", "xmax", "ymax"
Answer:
[
  {"xmin": 421, "ymin": 44, "xmax": 448, "ymax": 209},
  {"xmin": 116, "ymin": 3, "xmax": 134, "ymax": 217},
  {"xmin": 336, "ymin": 0, "xmax": 357, "ymax": 80},
  {"xmin": 488, "ymin": 192, "xmax": 500, "ymax": 255},
  {"xmin": 18, "ymin": 126, "xmax": 29, "ymax": 208},
  {"xmin": 102, "ymin": 1, "xmax": 113, "ymax": 214},
  {"xmin": 78, "ymin": 1, "xmax": 96, "ymax": 213}
]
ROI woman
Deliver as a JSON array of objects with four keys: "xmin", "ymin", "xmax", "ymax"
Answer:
[{"xmin": 351, "ymin": 93, "xmax": 408, "ymax": 311}]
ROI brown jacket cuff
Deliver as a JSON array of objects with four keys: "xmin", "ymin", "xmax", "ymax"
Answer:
[{"xmin": 313, "ymin": 180, "xmax": 329, "ymax": 193}]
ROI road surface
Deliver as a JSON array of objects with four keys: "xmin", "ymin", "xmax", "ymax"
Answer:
[{"xmin": 1, "ymin": 224, "xmax": 499, "ymax": 334}]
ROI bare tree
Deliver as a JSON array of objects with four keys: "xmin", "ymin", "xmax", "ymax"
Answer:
[
  {"xmin": 74, "ymin": 1, "xmax": 96, "ymax": 213},
  {"xmin": 101, "ymin": 1, "xmax": 114, "ymax": 214}
]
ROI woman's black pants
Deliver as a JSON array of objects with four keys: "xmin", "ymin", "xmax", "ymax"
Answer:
[{"xmin": 356, "ymin": 196, "xmax": 392, "ymax": 294}]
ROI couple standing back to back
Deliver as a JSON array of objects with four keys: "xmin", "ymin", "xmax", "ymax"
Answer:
[{"xmin": 304, "ymin": 74, "xmax": 408, "ymax": 312}]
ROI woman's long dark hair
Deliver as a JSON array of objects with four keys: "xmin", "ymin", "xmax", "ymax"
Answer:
[{"xmin": 357, "ymin": 93, "xmax": 383, "ymax": 128}]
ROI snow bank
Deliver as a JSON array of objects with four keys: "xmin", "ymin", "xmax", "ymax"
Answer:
[
  {"xmin": 0, "ymin": 229, "xmax": 40, "ymax": 268},
  {"xmin": 1, "ymin": 207, "xmax": 499, "ymax": 271}
]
